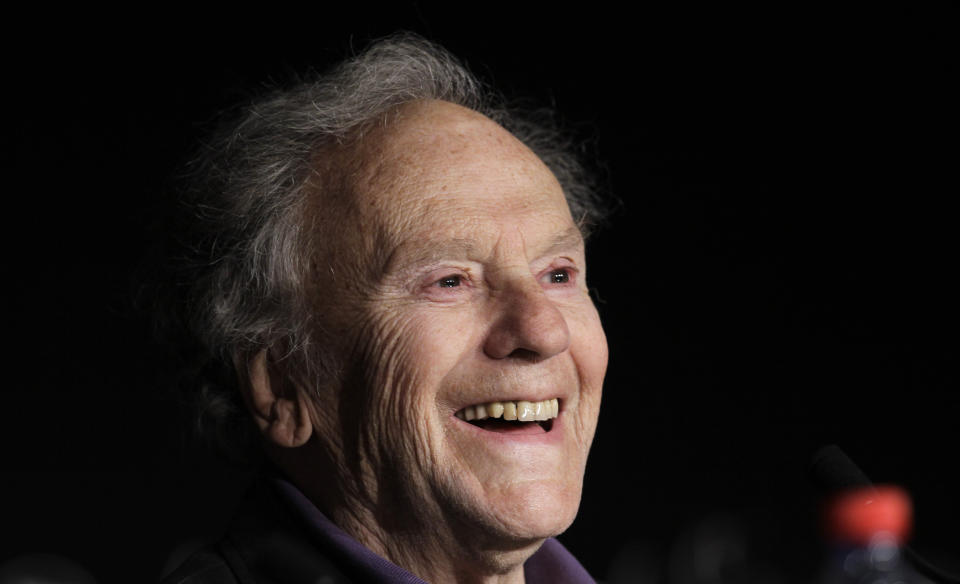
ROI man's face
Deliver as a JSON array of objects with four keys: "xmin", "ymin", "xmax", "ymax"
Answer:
[{"xmin": 307, "ymin": 100, "xmax": 607, "ymax": 547}]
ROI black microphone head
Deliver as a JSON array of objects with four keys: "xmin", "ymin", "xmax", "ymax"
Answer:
[{"xmin": 808, "ymin": 444, "xmax": 873, "ymax": 494}]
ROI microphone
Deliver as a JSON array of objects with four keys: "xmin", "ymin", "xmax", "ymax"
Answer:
[
  {"xmin": 808, "ymin": 444, "xmax": 959, "ymax": 584},
  {"xmin": 808, "ymin": 444, "xmax": 873, "ymax": 492}
]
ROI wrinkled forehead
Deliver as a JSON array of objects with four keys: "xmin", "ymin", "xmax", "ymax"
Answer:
[
  {"xmin": 303, "ymin": 100, "xmax": 577, "ymax": 287},
  {"xmin": 346, "ymin": 100, "xmax": 569, "ymax": 224}
]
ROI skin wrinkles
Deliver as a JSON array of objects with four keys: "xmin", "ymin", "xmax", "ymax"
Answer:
[
  {"xmin": 267, "ymin": 99, "xmax": 607, "ymax": 584},
  {"xmin": 383, "ymin": 226, "xmax": 587, "ymax": 313}
]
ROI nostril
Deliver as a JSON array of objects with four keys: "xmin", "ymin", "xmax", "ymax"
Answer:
[{"xmin": 505, "ymin": 347, "xmax": 543, "ymax": 361}]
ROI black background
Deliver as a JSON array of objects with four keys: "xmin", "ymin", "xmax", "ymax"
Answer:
[{"xmin": 3, "ymin": 5, "xmax": 957, "ymax": 582}]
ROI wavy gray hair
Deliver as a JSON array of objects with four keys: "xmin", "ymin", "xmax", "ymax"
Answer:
[{"xmin": 175, "ymin": 33, "xmax": 606, "ymax": 459}]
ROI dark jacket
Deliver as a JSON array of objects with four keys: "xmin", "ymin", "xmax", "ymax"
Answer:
[{"xmin": 161, "ymin": 476, "xmax": 358, "ymax": 584}]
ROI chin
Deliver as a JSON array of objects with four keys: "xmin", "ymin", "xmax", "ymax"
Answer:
[{"xmin": 477, "ymin": 477, "xmax": 584, "ymax": 543}]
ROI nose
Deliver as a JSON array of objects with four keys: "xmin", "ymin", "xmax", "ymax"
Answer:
[{"xmin": 483, "ymin": 279, "xmax": 571, "ymax": 361}]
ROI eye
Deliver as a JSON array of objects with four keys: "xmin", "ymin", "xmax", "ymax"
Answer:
[
  {"xmin": 547, "ymin": 268, "xmax": 572, "ymax": 284},
  {"xmin": 420, "ymin": 269, "xmax": 474, "ymax": 300},
  {"xmin": 436, "ymin": 275, "xmax": 462, "ymax": 288}
]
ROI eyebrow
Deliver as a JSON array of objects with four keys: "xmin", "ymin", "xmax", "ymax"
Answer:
[
  {"xmin": 387, "ymin": 225, "xmax": 585, "ymax": 274},
  {"xmin": 542, "ymin": 225, "xmax": 586, "ymax": 256}
]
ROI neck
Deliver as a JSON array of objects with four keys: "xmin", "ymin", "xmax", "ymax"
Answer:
[
  {"xmin": 274, "ymin": 446, "xmax": 543, "ymax": 584},
  {"xmin": 330, "ymin": 501, "xmax": 540, "ymax": 584}
]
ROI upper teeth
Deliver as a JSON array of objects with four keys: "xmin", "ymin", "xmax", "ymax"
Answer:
[{"xmin": 456, "ymin": 398, "xmax": 559, "ymax": 422}]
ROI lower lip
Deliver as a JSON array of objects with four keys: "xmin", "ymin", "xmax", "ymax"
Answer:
[{"xmin": 452, "ymin": 413, "xmax": 564, "ymax": 446}]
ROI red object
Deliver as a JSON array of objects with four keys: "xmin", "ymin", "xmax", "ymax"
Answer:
[{"xmin": 823, "ymin": 485, "xmax": 913, "ymax": 545}]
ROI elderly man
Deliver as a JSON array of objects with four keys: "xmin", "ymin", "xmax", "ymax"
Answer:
[{"xmin": 163, "ymin": 34, "xmax": 608, "ymax": 584}]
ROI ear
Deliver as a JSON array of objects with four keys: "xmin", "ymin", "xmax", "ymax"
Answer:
[{"xmin": 242, "ymin": 349, "xmax": 314, "ymax": 448}]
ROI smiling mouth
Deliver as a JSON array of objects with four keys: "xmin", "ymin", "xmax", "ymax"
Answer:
[{"xmin": 455, "ymin": 398, "xmax": 559, "ymax": 433}]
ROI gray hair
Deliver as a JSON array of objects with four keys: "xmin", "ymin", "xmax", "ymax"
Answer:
[{"xmin": 175, "ymin": 33, "xmax": 607, "ymax": 459}]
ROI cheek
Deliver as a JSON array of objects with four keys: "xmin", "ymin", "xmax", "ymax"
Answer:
[
  {"xmin": 569, "ymin": 306, "xmax": 608, "ymax": 437},
  {"xmin": 584, "ymin": 317, "xmax": 609, "ymax": 385},
  {"xmin": 348, "ymin": 307, "xmax": 463, "ymax": 473},
  {"xmin": 567, "ymin": 299, "xmax": 608, "ymax": 378}
]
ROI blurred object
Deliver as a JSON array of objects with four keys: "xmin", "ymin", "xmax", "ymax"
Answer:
[
  {"xmin": 0, "ymin": 553, "xmax": 98, "ymax": 584},
  {"xmin": 816, "ymin": 486, "xmax": 932, "ymax": 583},
  {"xmin": 808, "ymin": 445, "xmax": 960, "ymax": 584},
  {"xmin": 823, "ymin": 486, "xmax": 912, "ymax": 546},
  {"xmin": 808, "ymin": 445, "xmax": 873, "ymax": 493}
]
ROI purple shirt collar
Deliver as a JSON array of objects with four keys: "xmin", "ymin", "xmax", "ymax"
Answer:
[{"xmin": 272, "ymin": 476, "xmax": 595, "ymax": 584}]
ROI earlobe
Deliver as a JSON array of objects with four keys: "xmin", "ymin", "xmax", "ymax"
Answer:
[{"xmin": 243, "ymin": 349, "xmax": 314, "ymax": 448}]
